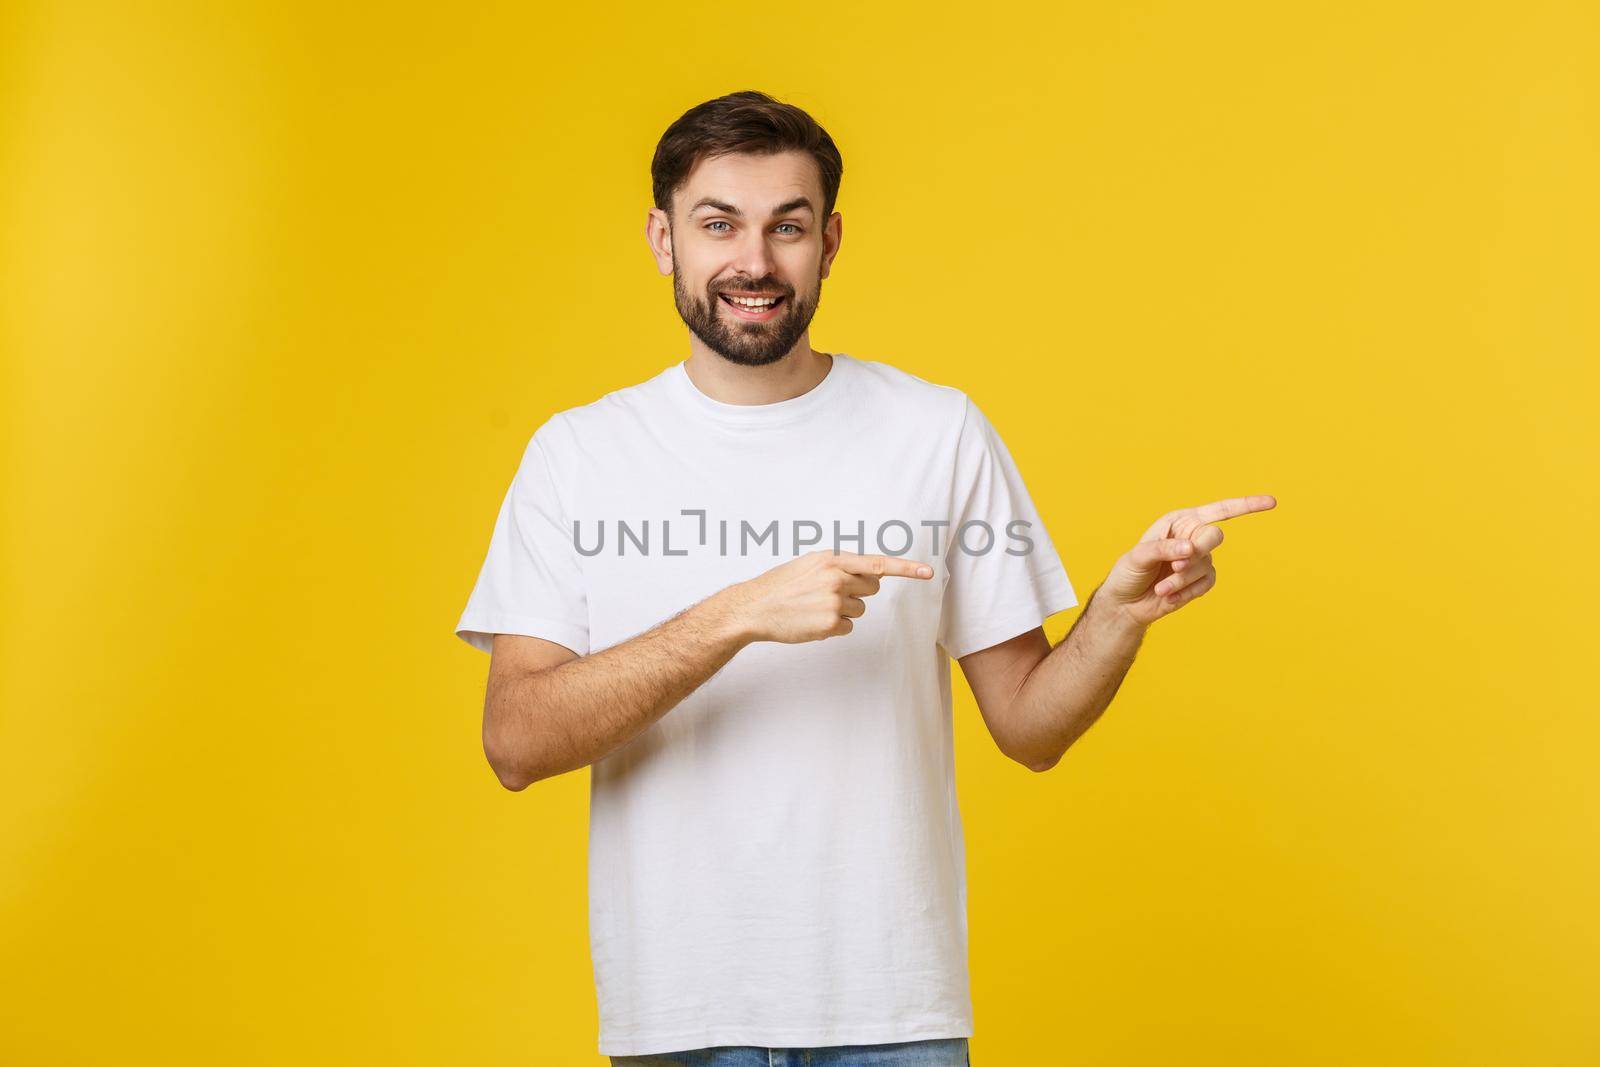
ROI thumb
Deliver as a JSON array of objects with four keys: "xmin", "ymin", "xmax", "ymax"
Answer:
[{"xmin": 1123, "ymin": 537, "xmax": 1195, "ymax": 578}]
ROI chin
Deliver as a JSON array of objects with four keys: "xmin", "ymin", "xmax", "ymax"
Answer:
[{"xmin": 711, "ymin": 346, "xmax": 790, "ymax": 368}]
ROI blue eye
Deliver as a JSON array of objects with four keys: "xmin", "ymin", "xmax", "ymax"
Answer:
[{"xmin": 705, "ymin": 220, "xmax": 802, "ymax": 235}]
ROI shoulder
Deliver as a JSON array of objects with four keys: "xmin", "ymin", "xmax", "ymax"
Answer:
[
  {"xmin": 838, "ymin": 352, "xmax": 974, "ymax": 430},
  {"xmin": 524, "ymin": 363, "xmax": 680, "ymax": 453}
]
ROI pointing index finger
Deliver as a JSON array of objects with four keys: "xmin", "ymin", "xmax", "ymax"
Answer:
[
  {"xmin": 1193, "ymin": 494, "xmax": 1278, "ymax": 525},
  {"xmin": 833, "ymin": 552, "xmax": 935, "ymax": 579}
]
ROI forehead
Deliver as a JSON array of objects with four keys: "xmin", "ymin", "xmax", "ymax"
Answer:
[{"xmin": 677, "ymin": 150, "xmax": 823, "ymax": 214}]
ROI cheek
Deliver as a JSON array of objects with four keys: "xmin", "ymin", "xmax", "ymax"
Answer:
[
  {"xmin": 671, "ymin": 244, "xmax": 718, "ymax": 283},
  {"xmin": 780, "ymin": 259, "xmax": 822, "ymax": 294}
]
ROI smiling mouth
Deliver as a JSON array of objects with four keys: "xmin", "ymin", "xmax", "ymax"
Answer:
[{"xmin": 718, "ymin": 292, "xmax": 786, "ymax": 319}]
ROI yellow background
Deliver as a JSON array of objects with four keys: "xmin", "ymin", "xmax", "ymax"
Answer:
[{"xmin": 3, "ymin": 2, "xmax": 1596, "ymax": 1063}]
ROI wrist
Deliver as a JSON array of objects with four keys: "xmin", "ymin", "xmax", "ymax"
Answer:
[
  {"xmin": 697, "ymin": 585, "xmax": 759, "ymax": 649},
  {"xmin": 1089, "ymin": 584, "xmax": 1148, "ymax": 639}
]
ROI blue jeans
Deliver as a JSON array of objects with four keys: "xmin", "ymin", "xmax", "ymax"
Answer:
[{"xmin": 610, "ymin": 1038, "xmax": 970, "ymax": 1066}]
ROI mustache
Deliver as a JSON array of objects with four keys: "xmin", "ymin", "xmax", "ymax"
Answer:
[{"xmin": 711, "ymin": 282, "xmax": 791, "ymax": 298}]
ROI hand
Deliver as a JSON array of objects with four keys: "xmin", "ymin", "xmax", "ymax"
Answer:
[
  {"xmin": 1100, "ymin": 495, "xmax": 1277, "ymax": 627},
  {"xmin": 712, "ymin": 549, "xmax": 936, "ymax": 644}
]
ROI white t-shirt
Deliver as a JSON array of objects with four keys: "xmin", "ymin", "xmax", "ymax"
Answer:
[{"xmin": 455, "ymin": 352, "xmax": 1079, "ymax": 1057}]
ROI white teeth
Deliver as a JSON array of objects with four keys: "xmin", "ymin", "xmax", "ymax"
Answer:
[{"xmin": 726, "ymin": 295, "xmax": 777, "ymax": 308}]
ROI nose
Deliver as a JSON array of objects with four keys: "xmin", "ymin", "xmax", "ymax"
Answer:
[{"xmin": 727, "ymin": 225, "xmax": 778, "ymax": 282}]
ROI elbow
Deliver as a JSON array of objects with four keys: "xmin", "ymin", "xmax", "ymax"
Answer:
[
  {"xmin": 482, "ymin": 673, "xmax": 563, "ymax": 792},
  {"xmin": 1020, "ymin": 748, "xmax": 1063, "ymax": 774},
  {"xmin": 483, "ymin": 739, "xmax": 525, "ymax": 790},
  {"xmin": 486, "ymin": 746, "xmax": 543, "ymax": 792},
  {"xmin": 482, "ymin": 720, "xmax": 543, "ymax": 792},
  {"xmin": 490, "ymin": 758, "xmax": 536, "ymax": 792}
]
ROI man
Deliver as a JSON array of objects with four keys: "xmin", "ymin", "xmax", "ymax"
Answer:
[{"xmin": 455, "ymin": 90, "xmax": 1275, "ymax": 1065}]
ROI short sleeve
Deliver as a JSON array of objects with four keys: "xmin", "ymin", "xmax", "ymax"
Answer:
[
  {"xmin": 454, "ymin": 419, "xmax": 590, "ymax": 656},
  {"xmin": 936, "ymin": 397, "xmax": 1079, "ymax": 659}
]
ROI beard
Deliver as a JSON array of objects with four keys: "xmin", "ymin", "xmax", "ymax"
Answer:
[{"xmin": 673, "ymin": 262, "xmax": 824, "ymax": 367}]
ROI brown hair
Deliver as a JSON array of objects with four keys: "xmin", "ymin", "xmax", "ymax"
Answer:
[{"xmin": 651, "ymin": 90, "xmax": 844, "ymax": 223}]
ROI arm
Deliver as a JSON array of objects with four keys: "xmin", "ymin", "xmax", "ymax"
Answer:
[
  {"xmin": 958, "ymin": 582, "xmax": 1146, "ymax": 773},
  {"xmin": 483, "ymin": 597, "xmax": 747, "ymax": 790},
  {"xmin": 482, "ymin": 549, "xmax": 935, "ymax": 791},
  {"xmin": 957, "ymin": 494, "xmax": 1278, "ymax": 772}
]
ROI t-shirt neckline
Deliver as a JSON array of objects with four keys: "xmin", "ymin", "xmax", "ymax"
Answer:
[{"xmin": 671, "ymin": 352, "xmax": 850, "ymax": 427}]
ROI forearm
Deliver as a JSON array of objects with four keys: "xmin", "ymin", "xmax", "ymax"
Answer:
[
  {"xmin": 487, "ymin": 591, "xmax": 751, "ymax": 788},
  {"xmin": 1007, "ymin": 582, "xmax": 1149, "ymax": 771}
]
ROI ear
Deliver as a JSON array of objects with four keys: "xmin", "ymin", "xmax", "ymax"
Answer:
[
  {"xmin": 645, "ymin": 207, "xmax": 674, "ymax": 276},
  {"xmin": 820, "ymin": 211, "xmax": 842, "ymax": 280}
]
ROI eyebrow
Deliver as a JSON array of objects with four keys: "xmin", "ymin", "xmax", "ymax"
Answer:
[{"xmin": 688, "ymin": 196, "xmax": 816, "ymax": 218}]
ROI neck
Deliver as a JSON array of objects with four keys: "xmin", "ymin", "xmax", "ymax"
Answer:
[{"xmin": 683, "ymin": 337, "xmax": 833, "ymax": 406}]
